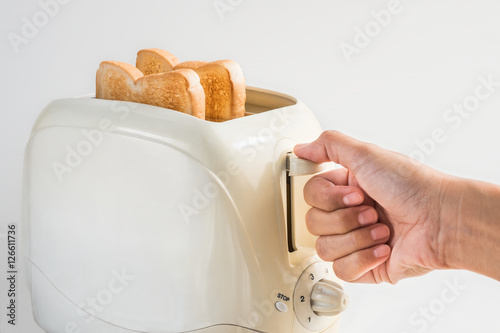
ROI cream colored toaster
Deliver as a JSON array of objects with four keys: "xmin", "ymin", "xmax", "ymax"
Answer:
[{"xmin": 23, "ymin": 86, "xmax": 348, "ymax": 333}]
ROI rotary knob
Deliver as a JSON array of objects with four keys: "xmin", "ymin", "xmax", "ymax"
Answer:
[
  {"xmin": 310, "ymin": 279, "xmax": 349, "ymax": 316},
  {"xmin": 293, "ymin": 262, "xmax": 348, "ymax": 331}
]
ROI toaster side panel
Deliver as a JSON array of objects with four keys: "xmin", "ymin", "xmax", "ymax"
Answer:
[{"xmin": 24, "ymin": 126, "xmax": 271, "ymax": 332}]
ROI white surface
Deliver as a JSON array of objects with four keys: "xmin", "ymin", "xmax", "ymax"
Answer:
[{"xmin": 1, "ymin": 0, "xmax": 500, "ymax": 332}]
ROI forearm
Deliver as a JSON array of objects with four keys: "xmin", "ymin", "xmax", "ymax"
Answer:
[{"xmin": 441, "ymin": 176, "xmax": 500, "ymax": 280}]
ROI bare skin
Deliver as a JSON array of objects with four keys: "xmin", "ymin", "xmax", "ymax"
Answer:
[{"xmin": 294, "ymin": 130, "xmax": 500, "ymax": 284}]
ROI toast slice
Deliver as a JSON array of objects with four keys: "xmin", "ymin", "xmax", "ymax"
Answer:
[
  {"xmin": 175, "ymin": 61, "xmax": 207, "ymax": 70},
  {"xmin": 96, "ymin": 61, "xmax": 205, "ymax": 119},
  {"xmin": 174, "ymin": 60, "xmax": 246, "ymax": 122},
  {"xmin": 136, "ymin": 48, "xmax": 180, "ymax": 75}
]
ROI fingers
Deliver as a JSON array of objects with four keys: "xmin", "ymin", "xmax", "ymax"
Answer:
[
  {"xmin": 295, "ymin": 130, "xmax": 394, "ymax": 282},
  {"xmin": 294, "ymin": 130, "xmax": 375, "ymax": 173},
  {"xmin": 316, "ymin": 223, "xmax": 390, "ymax": 261},
  {"xmin": 306, "ymin": 206, "xmax": 378, "ymax": 236},
  {"xmin": 317, "ymin": 168, "xmax": 350, "ymax": 186},
  {"xmin": 332, "ymin": 245, "xmax": 391, "ymax": 282},
  {"xmin": 304, "ymin": 176, "xmax": 364, "ymax": 211}
]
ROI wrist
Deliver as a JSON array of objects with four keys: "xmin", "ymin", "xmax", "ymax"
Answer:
[
  {"xmin": 435, "ymin": 175, "xmax": 466, "ymax": 270},
  {"xmin": 438, "ymin": 175, "xmax": 500, "ymax": 280}
]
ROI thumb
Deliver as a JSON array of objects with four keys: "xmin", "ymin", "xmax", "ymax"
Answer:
[{"xmin": 294, "ymin": 130, "xmax": 372, "ymax": 172}]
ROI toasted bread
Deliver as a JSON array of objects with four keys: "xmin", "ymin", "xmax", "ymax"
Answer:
[
  {"xmin": 174, "ymin": 61, "xmax": 208, "ymax": 70},
  {"xmin": 136, "ymin": 49, "xmax": 246, "ymax": 122},
  {"xmin": 136, "ymin": 48, "xmax": 180, "ymax": 75},
  {"xmin": 174, "ymin": 60, "xmax": 246, "ymax": 122},
  {"xmin": 96, "ymin": 61, "xmax": 205, "ymax": 119}
]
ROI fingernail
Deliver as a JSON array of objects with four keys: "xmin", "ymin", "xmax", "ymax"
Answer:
[
  {"xmin": 374, "ymin": 245, "xmax": 390, "ymax": 258},
  {"xmin": 358, "ymin": 208, "xmax": 377, "ymax": 225},
  {"xmin": 343, "ymin": 192, "xmax": 363, "ymax": 206},
  {"xmin": 370, "ymin": 225, "xmax": 390, "ymax": 241}
]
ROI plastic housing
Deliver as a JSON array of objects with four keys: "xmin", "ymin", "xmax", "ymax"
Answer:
[{"xmin": 23, "ymin": 87, "xmax": 344, "ymax": 333}]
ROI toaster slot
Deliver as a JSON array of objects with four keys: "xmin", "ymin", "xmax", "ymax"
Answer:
[{"xmin": 286, "ymin": 171, "xmax": 294, "ymax": 252}]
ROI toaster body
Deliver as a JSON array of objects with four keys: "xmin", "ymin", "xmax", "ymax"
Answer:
[{"xmin": 23, "ymin": 87, "xmax": 347, "ymax": 333}]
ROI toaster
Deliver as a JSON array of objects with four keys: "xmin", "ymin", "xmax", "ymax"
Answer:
[{"xmin": 23, "ymin": 86, "xmax": 349, "ymax": 333}]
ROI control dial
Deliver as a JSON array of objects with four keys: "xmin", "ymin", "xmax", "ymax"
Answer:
[
  {"xmin": 293, "ymin": 262, "xmax": 349, "ymax": 331},
  {"xmin": 310, "ymin": 279, "xmax": 349, "ymax": 316}
]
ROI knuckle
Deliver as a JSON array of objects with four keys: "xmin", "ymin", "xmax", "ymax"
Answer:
[
  {"xmin": 305, "ymin": 209, "xmax": 317, "ymax": 235},
  {"xmin": 323, "ymin": 130, "xmax": 340, "ymax": 140},
  {"xmin": 309, "ymin": 180, "xmax": 335, "ymax": 210},
  {"xmin": 320, "ymin": 183, "xmax": 336, "ymax": 210},
  {"xmin": 349, "ymin": 143, "xmax": 379, "ymax": 174},
  {"xmin": 332, "ymin": 261, "xmax": 354, "ymax": 282},
  {"xmin": 351, "ymin": 251, "xmax": 363, "ymax": 268},
  {"xmin": 337, "ymin": 209, "xmax": 349, "ymax": 228},
  {"xmin": 303, "ymin": 181, "xmax": 314, "ymax": 206},
  {"xmin": 315, "ymin": 237, "xmax": 330, "ymax": 261},
  {"xmin": 303, "ymin": 176, "xmax": 322, "ymax": 206},
  {"xmin": 349, "ymin": 230, "xmax": 364, "ymax": 249}
]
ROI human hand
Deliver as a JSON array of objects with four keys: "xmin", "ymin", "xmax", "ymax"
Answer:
[{"xmin": 294, "ymin": 130, "xmax": 452, "ymax": 284}]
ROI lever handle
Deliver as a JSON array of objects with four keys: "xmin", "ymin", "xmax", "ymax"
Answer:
[
  {"xmin": 285, "ymin": 153, "xmax": 335, "ymax": 252},
  {"xmin": 286, "ymin": 153, "xmax": 331, "ymax": 176}
]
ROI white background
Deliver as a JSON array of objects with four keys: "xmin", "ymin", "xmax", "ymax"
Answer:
[{"xmin": 2, "ymin": 0, "xmax": 500, "ymax": 332}]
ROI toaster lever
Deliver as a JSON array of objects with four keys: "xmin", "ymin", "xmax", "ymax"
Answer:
[
  {"xmin": 285, "ymin": 153, "xmax": 335, "ymax": 252},
  {"xmin": 286, "ymin": 153, "xmax": 331, "ymax": 177}
]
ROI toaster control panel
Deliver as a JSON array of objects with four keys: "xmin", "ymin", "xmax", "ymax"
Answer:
[{"xmin": 293, "ymin": 261, "xmax": 349, "ymax": 331}]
